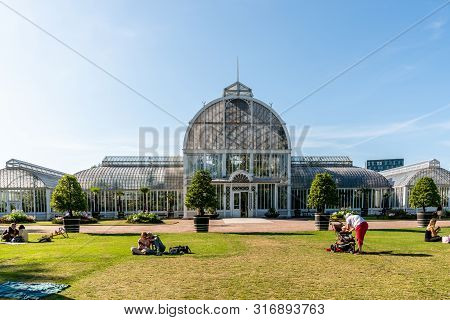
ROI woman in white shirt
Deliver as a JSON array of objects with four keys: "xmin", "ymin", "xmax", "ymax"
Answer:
[{"xmin": 344, "ymin": 213, "xmax": 369, "ymax": 254}]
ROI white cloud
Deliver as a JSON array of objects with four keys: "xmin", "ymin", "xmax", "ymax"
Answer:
[{"xmin": 427, "ymin": 19, "xmax": 446, "ymax": 40}]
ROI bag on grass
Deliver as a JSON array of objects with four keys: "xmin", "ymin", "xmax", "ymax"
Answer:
[
  {"xmin": 11, "ymin": 236, "xmax": 24, "ymax": 243},
  {"xmin": 442, "ymin": 236, "xmax": 449, "ymax": 244},
  {"xmin": 38, "ymin": 236, "xmax": 52, "ymax": 243}
]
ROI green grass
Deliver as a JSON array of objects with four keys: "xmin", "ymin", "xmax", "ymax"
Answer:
[{"xmin": 0, "ymin": 228, "xmax": 449, "ymax": 300}]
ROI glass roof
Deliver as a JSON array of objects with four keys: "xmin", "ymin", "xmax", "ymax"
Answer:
[
  {"xmin": 185, "ymin": 95, "xmax": 290, "ymax": 151},
  {"xmin": 75, "ymin": 166, "xmax": 183, "ymax": 190},
  {"xmin": 291, "ymin": 166, "xmax": 390, "ymax": 189},
  {"xmin": 291, "ymin": 156, "xmax": 353, "ymax": 167},
  {"xmin": 381, "ymin": 160, "xmax": 450, "ymax": 187},
  {"xmin": 0, "ymin": 159, "xmax": 64, "ymax": 189},
  {"xmin": 102, "ymin": 156, "xmax": 183, "ymax": 167}
]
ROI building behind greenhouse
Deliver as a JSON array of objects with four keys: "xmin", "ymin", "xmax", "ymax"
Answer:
[{"xmin": 1, "ymin": 81, "xmax": 449, "ymax": 220}]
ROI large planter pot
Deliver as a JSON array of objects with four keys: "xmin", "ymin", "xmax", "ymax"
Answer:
[
  {"xmin": 63, "ymin": 217, "xmax": 81, "ymax": 233},
  {"xmin": 194, "ymin": 216, "xmax": 210, "ymax": 233},
  {"xmin": 315, "ymin": 214, "xmax": 330, "ymax": 231},
  {"xmin": 417, "ymin": 211, "xmax": 432, "ymax": 228}
]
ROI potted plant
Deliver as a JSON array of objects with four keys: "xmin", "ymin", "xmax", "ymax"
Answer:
[
  {"xmin": 307, "ymin": 172, "xmax": 338, "ymax": 231},
  {"xmin": 409, "ymin": 177, "xmax": 441, "ymax": 227},
  {"xmin": 51, "ymin": 174, "xmax": 87, "ymax": 233},
  {"xmin": 185, "ymin": 170, "xmax": 216, "ymax": 232}
]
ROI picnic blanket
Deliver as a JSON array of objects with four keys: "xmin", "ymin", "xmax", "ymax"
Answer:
[
  {"xmin": 0, "ymin": 281, "xmax": 69, "ymax": 300},
  {"xmin": 0, "ymin": 242, "xmax": 28, "ymax": 245}
]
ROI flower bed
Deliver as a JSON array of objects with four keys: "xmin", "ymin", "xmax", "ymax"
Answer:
[
  {"xmin": 0, "ymin": 210, "xmax": 36, "ymax": 223},
  {"xmin": 52, "ymin": 213, "xmax": 98, "ymax": 224},
  {"xmin": 126, "ymin": 212, "xmax": 163, "ymax": 224}
]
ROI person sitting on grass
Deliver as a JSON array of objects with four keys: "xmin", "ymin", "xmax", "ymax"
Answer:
[
  {"xmin": 131, "ymin": 232, "xmax": 154, "ymax": 255},
  {"xmin": 425, "ymin": 213, "xmax": 442, "ymax": 242},
  {"xmin": 1, "ymin": 223, "xmax": 19, "ymax": 242},
  {"xmin": 15, "ymin": 225, "xmax": 28, "ymax": 242},
  {"xmin": 148, "ymin": 232, "xmax": 166, "ymax": 255},
  {"xmin": 344, "ymin": 213, "xmax": 369, "ymax": 254},
  {"xmin": 131, "ymin": 232, "xmax": 166, "ymax": 255}
]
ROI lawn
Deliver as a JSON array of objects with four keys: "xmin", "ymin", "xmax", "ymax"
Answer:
[{"xmin": 0, "ymin": 228, "xmax": 449, "ymax": 300}]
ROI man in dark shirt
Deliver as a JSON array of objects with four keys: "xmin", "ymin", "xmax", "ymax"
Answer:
[{"xmin": 2, "ymin": 223, "xmax": 19, "ymax": 242}]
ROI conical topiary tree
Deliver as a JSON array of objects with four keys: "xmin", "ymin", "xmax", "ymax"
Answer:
[
  {"xmin": 307, "ymin": 172, "xmax": 338, "ymax": 214},
  {"xmin": 51, "ymin": 175, "xmax": 87, "ymax": 217},
  {"xmin": 409, "ymin": 177, "xmax": 441, "ymax": 214},
  {"xmin": 185, "ymin": 170, "xmax": 216, "ymax": 216}
]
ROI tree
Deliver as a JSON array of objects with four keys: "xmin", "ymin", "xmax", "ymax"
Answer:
[
  {"xmin": 409, "ymin": 177, "xmax": 441, "ymax": 214},
  {"xmin": 167, "ymin": 192, "xmax": 175, "ymax": 215},
  {"xmin": 185, "ymin": 170, "xmax": 216, "ymax": 216},
  {"xmin": 307, "ymin": 172, "xmax": 338, "ymax": 214},
  {"xmin": 51, "ymin": 175, "xmax": 87, "ymax": 217},
  {"xmin": 90, "ymin": 186, "xmax": 101, "ymax": 215},
  {"xmin": 140, "ymin": 187, "xmax": 150, "ymax": 212},
  {"xmin": 116, "ymin": 190, "xmax": 124, "ymax": 213}
]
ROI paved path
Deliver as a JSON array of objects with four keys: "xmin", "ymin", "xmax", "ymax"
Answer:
[{"xmin": 7, "ymin": 219, "xmax": 450, "ymax": 235}]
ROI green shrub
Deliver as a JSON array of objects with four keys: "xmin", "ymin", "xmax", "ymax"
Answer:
[
  {"xmin": 265, "ymin": 208, "xmax": 279, "ymax": 218},
  {"xmin": 0, "ymin": 210, "xmax": 36, "ymax": 223},
  {"xmin": 330, "ymin": 209, "xmax": 357, "ymax": 222},
  {"xmin": 126, "ymin": 212, "xmax": 163, "ymax": 224}
]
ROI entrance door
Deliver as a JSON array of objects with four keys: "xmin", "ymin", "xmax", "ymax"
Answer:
[
  {"xmin": 240, "ymin": 192, "xmax": 248, "ymax": 217},
  {"xmin": 233, "ymin": 192, "xmax": 249, "ymax": 218}
]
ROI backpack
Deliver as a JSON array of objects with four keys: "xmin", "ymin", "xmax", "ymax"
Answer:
[
  {"xmin": 11, "ymin": 236, "xmax": 24, "ymax": 243},
  {"xmin": 169, "ymin": 245, "xmax": 192, "ymax": 255},
  {"xmin": 38, "ymin": 235, "xmax": 52, "ymax": 243}
]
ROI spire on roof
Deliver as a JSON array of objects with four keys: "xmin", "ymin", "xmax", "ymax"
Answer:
[
  {"xmin": 236, "ymin": 56, "xmax": 239, "ymax": 83},
  {"xmin": 223, "ymin": 58, "xmax": 253, "ymax": 97}
]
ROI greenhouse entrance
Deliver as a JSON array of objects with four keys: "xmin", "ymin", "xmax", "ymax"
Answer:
[{"xmin": 233, "ymin": 191, "xmax": 249, "ymax": 217}]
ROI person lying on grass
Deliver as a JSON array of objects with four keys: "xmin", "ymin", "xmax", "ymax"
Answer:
[
  {"xmin": 425, "ymin": 213, "xmax": 442, "ymax": 242},
  {"xmin": 343, "ymin": 213, "xmax": 369, "ymax": 254},
  {"xmin": 1, "ymin": 223, "xmax": 19, "ymax": 242}
]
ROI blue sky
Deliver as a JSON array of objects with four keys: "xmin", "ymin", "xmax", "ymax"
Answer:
[{"xmin": 0, "ymin": 0, "xmax": 449, "ymax": 173}]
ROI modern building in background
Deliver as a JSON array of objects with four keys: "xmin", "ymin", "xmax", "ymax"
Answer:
[
  {"xmin": 0, "ymin": 82, "xmax": 449, "ymax": 220},
  {"xmin": 366, "ymin": 159, "xmax": 404, "ymax": 172}
]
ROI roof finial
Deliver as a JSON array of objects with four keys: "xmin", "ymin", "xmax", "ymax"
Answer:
[{"xmin": 236, "ymin": 56, "xmax": 239, "ymax": 82}]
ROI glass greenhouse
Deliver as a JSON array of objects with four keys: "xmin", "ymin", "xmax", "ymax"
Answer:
[
  {"xmin": 0, "ymin": 159, "xmax": 63, "ymax": 219},
  {"xmin": 380, "ymin": 159, "xmax": 450, "ymax": 210},
  {"xmin": 1, "ymin": 81, "xmax": 449, "ymax": 220}
]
